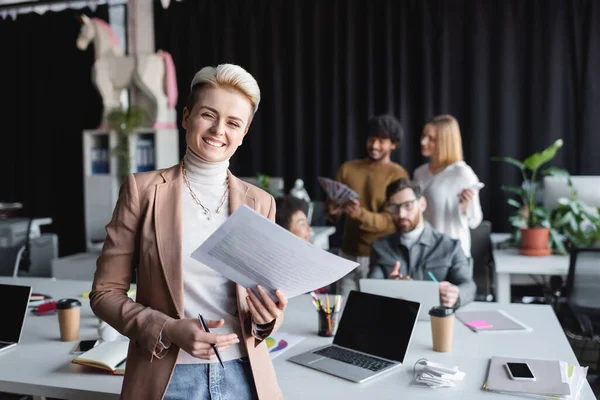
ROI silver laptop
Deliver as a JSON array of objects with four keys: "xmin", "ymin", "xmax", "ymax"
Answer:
[
  {"xmin": 0, "ymin": 284, "xmax": 32, "ymax": 354},
  {"xmin": 288, "ymin": 290, "xmax": 420, "ymax": 383},
  {"xmin": 359, "ymin": 279, "xmax": 439, "ymax": 321}
]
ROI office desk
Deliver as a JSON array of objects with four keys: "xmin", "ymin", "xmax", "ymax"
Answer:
[
  {"xmin": 275, "ymin": 295, "xmax": 594, "ymax": 399},
  {"xmin": 51, "ymin": 252, "xmax": 99, "ymax": 281},
  {"xmin": 0, "ymin": 278, "xmax": 594, "ymax": 399},
  {"xmin": 0, "ymin": 277, "xmax": 120, "ymax": 400},
  {"xmin": 493, "ymin": 247, "xmax": 569, "ymax": 304}
]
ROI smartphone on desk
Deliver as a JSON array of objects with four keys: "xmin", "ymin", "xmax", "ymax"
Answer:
[
  {"xmin": 505, "ymin": 362, "xmax": 536, "ymax": 381},
  {"xmin": 72, "ymin": 340, "xmax": 99, "ymax": 354}
]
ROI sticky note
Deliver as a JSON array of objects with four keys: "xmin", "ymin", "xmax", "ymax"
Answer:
[{"xmin": 465, "ymin": 320, "xmax": 493, "ymax": 329}]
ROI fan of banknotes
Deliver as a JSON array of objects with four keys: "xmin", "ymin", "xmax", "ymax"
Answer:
[{"xmin": 318, "ymin": 177, "xmax": 360, "ymax": 205}]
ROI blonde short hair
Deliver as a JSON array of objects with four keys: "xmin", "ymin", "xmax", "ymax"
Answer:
[
  {"xmin": 188, "ymin": 64, "xmax": 261, "ymax": 113},
  {"xmin": 427, "ymin": 114, "xmax": 464, "ymax": 167}
]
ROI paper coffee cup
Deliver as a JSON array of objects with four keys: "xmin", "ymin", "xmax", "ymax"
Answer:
[
  {"xmin": 57, "ymin": 298, "xmax": 82, "ymax": 342},
  {"xmin": 429, "ymin": 306, "xmax": 455, "ymax": 352}
]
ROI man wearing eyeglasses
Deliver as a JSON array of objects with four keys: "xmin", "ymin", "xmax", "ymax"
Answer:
[
  {"xmin": 327, "ymin": 115, "xmax": 409, "ymax": 299},
  {"xmin": 368, "ymin": 178, "xmax": 476, "ymax": 307}
]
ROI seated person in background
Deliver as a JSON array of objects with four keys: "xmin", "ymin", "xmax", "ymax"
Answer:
[
  {"xmin": 276, "ymin": 196, "xmax": 330, "ymax": 294},
  {"xmin": 275, "ymin": 195, "xmax": 312, "ymax": 242},
  {"xmin": 368, "ymin": 178, "xmax": 476, "ymax": 307}
]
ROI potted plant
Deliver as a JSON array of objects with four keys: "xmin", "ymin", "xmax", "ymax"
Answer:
[
  {"xmin": 493, "ymin": 139, "xmax": 567, "ymax": 256},
  {"xmin": 107, "ymin": 105, "xmax": 146, "ymax": 183},
  {"xmin": 549, "ymin": 180, "xmax": 600, "ymax": 253}
]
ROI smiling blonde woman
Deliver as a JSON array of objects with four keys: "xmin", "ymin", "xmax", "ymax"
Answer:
[{"xmin": 90, "ymin": 64, "xmax": 286, "ymax": 400}]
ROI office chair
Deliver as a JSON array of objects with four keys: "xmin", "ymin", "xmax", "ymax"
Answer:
[
  {"xmin": 470, "ymin": 221, "xmax": 495, "ymax": 302},
  {"xmin": 559, "ymin": 248, "xmax": 600, "ymax": 372}
]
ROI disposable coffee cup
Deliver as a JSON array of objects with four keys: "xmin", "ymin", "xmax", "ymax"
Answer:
[
  {"xmin": 57, "ymin": 298, "xmax": 82, "ymax": 342},
  {"xmin": 429, "ymin": 306, "xmax": 455, "ymax": 352}
]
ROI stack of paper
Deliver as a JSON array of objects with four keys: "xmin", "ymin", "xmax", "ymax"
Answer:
[
  {"xmin": 191, "ymin": 205, "xmax": 359, "ymax": 299},
  {"xmin": 483, "ymin": 356, "xmax": 588, "ymax": 400},
  {"xmin": 318, "ymin": 177, "xmax": 359, "ymax": 205},
  {"xmin": 28, "ymin": 293, "xmax": 52, "ymax": 308},
  {"xmin": 412, "ymin": 360, "xmax": 466, "ymax": 388}
]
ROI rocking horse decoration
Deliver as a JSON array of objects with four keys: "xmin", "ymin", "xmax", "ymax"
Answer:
[{"xmin": 75, "ymin": 14, "xmax": 178, "ymax": 128}]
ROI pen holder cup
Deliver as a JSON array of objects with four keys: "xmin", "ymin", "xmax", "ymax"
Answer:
[{"xmin": 317, "ymin": 308, "xmax": 341, "ymax": 337}]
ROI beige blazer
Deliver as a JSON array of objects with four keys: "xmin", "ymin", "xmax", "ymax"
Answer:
[{"xmin": 90, "ymin": 164, "xmax": 284, "ymax": 400}]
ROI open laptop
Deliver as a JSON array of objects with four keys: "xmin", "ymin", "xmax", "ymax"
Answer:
[
  {"xmin": 0, "ymin": 283, "xmax": 32, "ymax": 354},
  {"xmin": 288, "ymin": 290, "xmax": 420, "ymax": 383},
  {"xmin": 360, "ymin": 279, "xmax": 439, "ymax": 321}
]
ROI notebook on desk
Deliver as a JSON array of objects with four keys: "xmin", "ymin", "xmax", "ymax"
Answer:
[
  {"xmin": 288, "ymin": 290, "xmax": 420, "ymax": 383},
  {"xmin": 456, "ymin": 310, "xmax": 532, "ymax": 333},
  {"xmin": 484, "ymin": 356, "xmax": 571, "ymax": 397},
  {"xmin": 72, "ymin": 339, "xmax": 129, "ymax": 375},
  {"xmin": 0, "ymin": 284, "xmax": 32, "ymax": 354}
]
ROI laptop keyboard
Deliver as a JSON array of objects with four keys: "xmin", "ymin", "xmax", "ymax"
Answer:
[{"xmin": 314, "ymin": 346, "xmax": 394, "ymax": 372}]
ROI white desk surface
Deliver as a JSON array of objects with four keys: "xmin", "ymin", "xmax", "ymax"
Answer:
[
  {"xmin": 492, "ymin": 239, "xmax": 570, "ymax": 304},
  {"xmin": 493, "ymin": 247, "xmax": 569, "ymax": 275},
  {"xmin": 0, "ymin": 277, "xmax": 594, "ymax": 400}
]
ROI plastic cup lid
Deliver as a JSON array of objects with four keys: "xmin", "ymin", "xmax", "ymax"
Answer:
[
  {"xmin": 429, "ymin": 306, "xmax": 455, "ymax": 317},
  {"xmin": 56, "ymin": 298, "xmax": 82, "ymax": 310}
]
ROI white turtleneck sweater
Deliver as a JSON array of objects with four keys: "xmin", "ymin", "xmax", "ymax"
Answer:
[
  {"xmin": 177, "ymin": 150, "xmax": 245, "ymax": 364},
  {"xmin": 399, "ymin": 223, "xmax": 425, "ymax": 250}
]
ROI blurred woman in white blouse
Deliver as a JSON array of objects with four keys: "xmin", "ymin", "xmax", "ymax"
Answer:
[{"xmin": 413, "ymin": 114, "xmax": 483, "ymax": 258}]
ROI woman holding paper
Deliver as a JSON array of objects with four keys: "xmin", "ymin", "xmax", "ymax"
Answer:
[
  {"xmin": 413, "ymin": 114, "xmax": 483, "ymax": 258},
  {"xmin": 90, "ymin": 64, "xmax": 287, "ymax": 400}
]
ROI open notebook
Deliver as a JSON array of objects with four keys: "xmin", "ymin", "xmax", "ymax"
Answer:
[{"xmin": 72, "ymin": 339, "xmax": 129, "ymax": 375}]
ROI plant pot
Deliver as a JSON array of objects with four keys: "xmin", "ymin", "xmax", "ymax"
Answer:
[{"xmin": 519, "ymin": 227, "xmax": 551, "ymax": 256}]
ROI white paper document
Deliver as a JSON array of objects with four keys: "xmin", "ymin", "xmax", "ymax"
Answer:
[
  {"xmin": 265, "ymin": 332, "xmax": 305, "ymax": 360},
  {"xmin": 191, "ymin": 205, "xmax": 359, "ymax": 299}
]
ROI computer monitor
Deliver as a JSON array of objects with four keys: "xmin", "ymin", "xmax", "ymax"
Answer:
[{"xmin": 543, "ymin": 176, "xmax": 600, "ymax": 211}]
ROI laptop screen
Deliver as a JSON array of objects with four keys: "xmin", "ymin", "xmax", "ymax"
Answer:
[
  {"xmin": 0, "ymin": 284, "xmax": 32, "ymax": 344},
  {"xmin": 333, "ymin": 290, "xmax": 420, "ymax": 363}
]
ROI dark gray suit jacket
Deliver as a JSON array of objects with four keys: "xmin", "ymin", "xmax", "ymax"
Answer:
[{"xmin": 368, "ymin": 222, "xmax": 476, "ymax": 307}]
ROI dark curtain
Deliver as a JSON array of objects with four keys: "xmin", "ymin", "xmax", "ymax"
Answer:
[
  {"xmin": 0, "ymin": 8, "xmax": 106, "ymax": 256},
  {"xmin": 154, "ymin": 0, "xmax": 600, "ymax": 234}
]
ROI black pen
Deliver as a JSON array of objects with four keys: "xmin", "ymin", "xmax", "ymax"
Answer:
[{"xmin": 198, "ymin": 314, "xmax": 225, "ymax": 369}]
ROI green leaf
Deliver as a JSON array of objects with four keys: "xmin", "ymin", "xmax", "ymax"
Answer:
[
  {"xmin": 550, "ymin": 229, "xmax": 568, "ymax": 255},
  {"xmin": 554, "ymin": 212, "xmax": 575, "ymax": 227},
  {"xmin": 532, "ymin": 207, "xmax": 549, "ymax": 219},
  {"xmin": 523, "ymin": 139, "xmax": 563, "ymax": 171},
  {"xmin": 501, "ymin": 185, "xmax": 526, "ymax": 197},
  {"xmin": 507, "ymin": 199, "xmax": 522, "ymax": 209},
  {"xmin": 491, "ymin": 156, "xmax": 525, "ymax": 170},
  {"xmin": 542, "ymin": 167, "xmax": 570, "ymax": 177}
]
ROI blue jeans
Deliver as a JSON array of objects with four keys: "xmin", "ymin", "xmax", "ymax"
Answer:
[{"xmin": 164, "ymin": 358, "xmax": 258, "ymax": 400}]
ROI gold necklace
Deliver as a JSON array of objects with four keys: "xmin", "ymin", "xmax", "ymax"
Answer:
[{"xmin": 181, "ymin": 161, "xmax": 229, "ymax": 220}]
